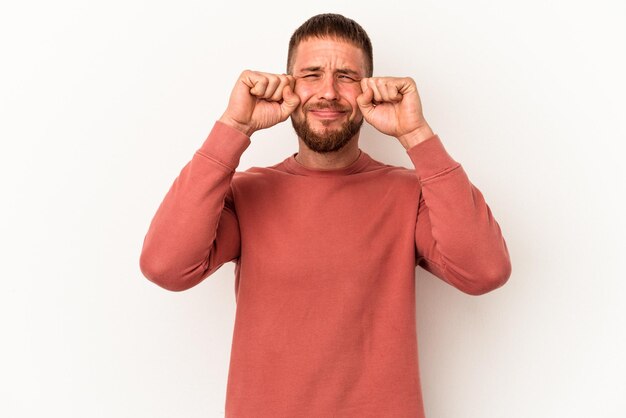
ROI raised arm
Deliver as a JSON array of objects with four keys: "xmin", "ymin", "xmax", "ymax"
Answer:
[
  {"xmin": 410, "ymin": 136, "xmax": 511, "ymax": 295},
  {"xmin": 140, "ymin": 70, "xmax": 300, "ymax": 291},
  {"xmin": 357, "ymin": 75, "xmax": 511, "ymax": 295},
  {"xmin": 139, "ymin": 122, "xmax": 250, "ymax": 291}
]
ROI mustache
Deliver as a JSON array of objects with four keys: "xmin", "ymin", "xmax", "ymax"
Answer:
[{"xmin": 303, "ymin": 102, "xmax": 349, "ymax": 112}]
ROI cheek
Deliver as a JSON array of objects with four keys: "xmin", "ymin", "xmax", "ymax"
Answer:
[
  {"xmin": 294, "ymin": 84, "xmax": 313, "ymax": 102},
  {"xmin": 342, "ymin": 89, "xmax": 362, "ymax": 114},
  {"xmin": 339, "ymin": 85, "xmax": 362, "ymax": 104}
]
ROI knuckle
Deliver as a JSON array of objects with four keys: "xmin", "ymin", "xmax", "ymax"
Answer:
[{"xmin": 241, "ymin": 69, "xmax": 258, "ymax": 80}]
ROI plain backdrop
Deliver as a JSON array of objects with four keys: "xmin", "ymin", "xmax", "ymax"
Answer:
[{"xmin": 1, "ymin": 1, "xmax": 624, "ymax": 417}]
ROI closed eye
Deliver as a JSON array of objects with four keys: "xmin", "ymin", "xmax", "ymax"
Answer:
[{"xmin": 338, "ymin": 75, "xmax": 358, "ymax": 82}]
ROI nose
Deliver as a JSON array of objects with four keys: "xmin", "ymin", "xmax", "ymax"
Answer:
[{"xmin": 317, "ymin": 75, "xmax": 339, "ymax": 101}]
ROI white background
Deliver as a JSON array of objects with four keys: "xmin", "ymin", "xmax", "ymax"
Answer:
[{"xmin": 1, "ymin": 1, "xmax": 625, "ymax": 417}]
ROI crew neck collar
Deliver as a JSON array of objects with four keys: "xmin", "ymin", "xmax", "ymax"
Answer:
[{"xmin": 283, "ymin": 149, "xmax": 371, "ymax": 177}]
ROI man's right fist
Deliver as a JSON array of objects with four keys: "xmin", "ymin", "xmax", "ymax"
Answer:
[{"xmin": 219, "ymin": 70, "xmax": 300, "ymax": 136}]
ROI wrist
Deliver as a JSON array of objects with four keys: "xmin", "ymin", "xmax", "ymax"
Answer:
[
  {"xmin": 218, "ymin": 114, "xmax": 255, "ymax": 137},
  {"xmin": 398, "ymin": 123, "xmax": 435, "ymax": 150}
]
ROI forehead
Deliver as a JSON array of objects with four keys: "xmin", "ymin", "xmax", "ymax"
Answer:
[{"xmin": 292, "ymin": 37, "xmax": 366, "ymax": 75}]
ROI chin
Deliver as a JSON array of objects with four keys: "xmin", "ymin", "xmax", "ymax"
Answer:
[{"xmin": 290, "ymin": 111, "xmax": 363, "ymax": 154}]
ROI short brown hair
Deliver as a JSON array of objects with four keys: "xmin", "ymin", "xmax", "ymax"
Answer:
[{"xmin": 287, "ymin": 13, "xmax": 373, "ymax": 77}]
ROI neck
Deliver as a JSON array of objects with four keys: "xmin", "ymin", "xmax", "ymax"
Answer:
[{"xmin": 295, "ymin": 136, "xmax": 361, "ymax": 170}]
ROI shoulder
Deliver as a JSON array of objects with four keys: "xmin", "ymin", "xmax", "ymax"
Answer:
[
  {"xmin": 231, "ymin": 160, "xmax": 289, "ymax": 188},
  {"xmin": 363, "ymin": 154, "xmax": 420, "ymax": 185}
]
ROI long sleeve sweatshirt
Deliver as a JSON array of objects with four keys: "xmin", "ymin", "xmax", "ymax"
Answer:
[{"xmin": 140, "ymin": 121, "xmax": 512, "ymax": 417}]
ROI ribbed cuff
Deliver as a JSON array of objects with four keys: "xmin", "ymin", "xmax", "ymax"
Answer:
[
  {"xmin": 406, "ymin": 135, "xmax": 460, "ymax": 181},
  {"xmin": 196, "ymin": 121, "xmax": 252, "ymax": 170}
]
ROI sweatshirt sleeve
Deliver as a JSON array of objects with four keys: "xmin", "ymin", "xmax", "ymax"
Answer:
[
  {"xmin": 139, "ymin": 121, "xmax": 251, "ymax": 291},
  {"xmin": 408, "ymin": 135, "xmax": 512, "ymax": 295}
]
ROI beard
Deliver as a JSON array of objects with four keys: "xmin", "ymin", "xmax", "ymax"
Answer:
[{"xmin": 290, "ymin": 102, "xmax": 363, "ymax": 153}]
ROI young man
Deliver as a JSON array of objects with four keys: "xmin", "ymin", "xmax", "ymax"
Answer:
[{"xmin": 140, "ymin": 13, "xmax": 511, "ymax": 418}]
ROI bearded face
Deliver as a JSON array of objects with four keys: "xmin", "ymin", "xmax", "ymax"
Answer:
[
  {"xmin": 288, "ymin": 38, "xmax": 368, "ymax": 153},
  {"xmin": 290, "ymin": 100, "xmax": 363, "ymax": 153}
]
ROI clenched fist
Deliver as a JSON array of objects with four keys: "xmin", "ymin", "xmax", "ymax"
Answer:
[
  {"xmin": 356, "ymin": 77, "xmax": 435, "ymax": 149},
  {"xmin": 219, "ymin": 70, "xmax": 301, "ymax": 136}
]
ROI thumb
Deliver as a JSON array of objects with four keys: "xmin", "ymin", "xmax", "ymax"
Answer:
[
  {"xmin": 356, "ymin": 85, "xmax": 375, "ymax": 111},
  {"xmin": 280, "ymin": 84, "xmax": 300, "ymax": 117}
]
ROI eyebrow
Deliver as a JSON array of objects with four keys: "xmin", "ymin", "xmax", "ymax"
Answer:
[{"xmin": 299, "ymin": 66, "xmax": 361, "ymax": 77}]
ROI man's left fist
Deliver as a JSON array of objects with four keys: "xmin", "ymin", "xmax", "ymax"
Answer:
[{"xmin": 357, "ymin": 77, "xmax": 434, "ymax": 149}]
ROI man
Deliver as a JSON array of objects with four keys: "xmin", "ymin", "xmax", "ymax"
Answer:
[{"xmin": 140, "ymin": 13, "xmax": 511, "ymax": 418}]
